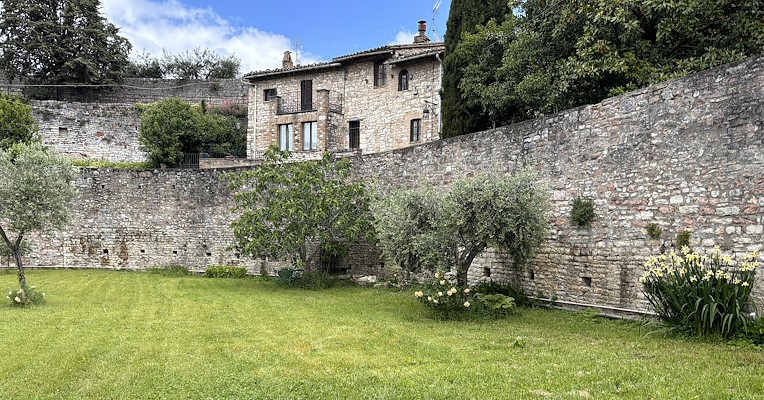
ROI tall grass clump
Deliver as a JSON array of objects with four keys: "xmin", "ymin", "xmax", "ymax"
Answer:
[{"xmin": 640, "ymin": 246, "xmax": 758, "ymax": 337}]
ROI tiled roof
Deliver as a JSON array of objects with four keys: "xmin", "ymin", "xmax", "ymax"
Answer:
[{"xmin": 244, "ymin": 42, "xmax": 444, "ymax": 80}]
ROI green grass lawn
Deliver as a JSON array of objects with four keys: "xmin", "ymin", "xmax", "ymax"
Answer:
[{"xmin": 1, "ymin": 270, "xmax": 762, "ymax": 399}]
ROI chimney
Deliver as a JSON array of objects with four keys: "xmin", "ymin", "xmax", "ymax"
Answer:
[
  {"xmin": 414, "ymin": 20, "xmax": 430, "ymax": 43},
  {"xmin": 282, "ymin": 51, "xmax": 293, "ymax": 69}
]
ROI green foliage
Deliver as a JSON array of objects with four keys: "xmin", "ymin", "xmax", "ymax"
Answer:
[
  {"xmin": 0, "ymin": 0, "xmax": 131, "ymax": 85},
  {"xmin": 204, "ymin": 265, "xmax": 248, "ymax": 279},
  {"xmin": 641, "ymin": 247, "xmax": 758, "ymax": 338},
  {"xmin": 228, "ymin": 147, "xmax": 376, "ymax": 272},
  {"xmin": 71, "ymin": 159, "xmax": 154, "ymax": 169},
  {"xmin": 647, "ymin": 223, "xmax": 662, "ymax": 239},
  {"xmin": 146, "ymin": 265, "xmax": 190, "ymax": 277},
  {"xmin": 137, "ymin": 97, "xmax": 245, "ymax": 166},
  {"xmin": 0, "ymin": 94, "xmax": 37, "ymax": 149},
  {"xmin": 475, "ymin": 293, "xmax": 516, "ymax": 313},
  {"xmin": 744, "ymin": 314, "xmax": 764, "ymax": 346},
  {"xmin": 441, "ymin": 0, "xmax": 512, "ymax": 138},
  {"xmin": 275, "ymin": 268, "xmax": 341, "ymax": 290},
  {"xmin": 414, "ymin": 272, "xmax": 515, "ymax": 319},
  {"xmin": 570, "ymin": 196, "xmax": 595, "ymax": 228},
  {"xmin": 472, "ymin": 280, "xmax": 527, "ymax": 307},
  {"xmin": 454, "ymin": 0, "xmax": 764, "ymax": 130},
  {"xmin": 124, "ymin": 51, "xmax": 164, "ymax": 79},
  {"xmin": 0, "ymin": 142, "xmax": 77, "ymax": 290},
  {"xmin": 676, "ymin": 230, "xmax": 691, "ymax": 249},
  {"xmin": 126, "ymin": 48, "xmax": 241, "ymax": 80},
  {"xmin": 373, "ymin": 169, "xmax": 549, "ymax": 286},
  {"xmin": 6, "ymin": 284, "xmax": 44, "ymax": 307}
]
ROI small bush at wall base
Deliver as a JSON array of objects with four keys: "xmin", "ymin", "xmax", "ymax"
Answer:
[
  {"xmin": 472, "ymin": 280, "xmax": 527, "ymax": 306},
  {"xmin": 6, "ymin": 285, "xmax": 45, "ymax": 307},
  {"xmin": 676, "ymin": 230, "xmax": 691, "ymax": 248},
  {"xmin": 146, "ymin": 265, "xmax": 190, "ymax": 276},
  {"xmin": 275, "ymin": 268, "xmax": 343, "ymax": 290},
  {"xmin": 414, "ymin": 272, "xmax": 516, "ymax": 320},
  {"xmin": 647, "ymin": 223, "xmax": 662, "ymax": 239},
  {"xmin": 204, "ymin": 266, "xmax": 248, "ymax": 278},
  {"xmin": 570, "ymin": 196, "xmax": 595, "ymax": 227}
]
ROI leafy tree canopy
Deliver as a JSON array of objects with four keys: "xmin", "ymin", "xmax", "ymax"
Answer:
[
  {"xmin": 228, "ymin": 147, "xmax": 376, "ymax": 272},
  {"xmin": 0, "ymin": 142, "xmax": 77, "ymax": 290},
  {"xmin": 0, "ymin": 93, "xmax": 38, "ymax": 149},
  {"xmin": 0, "ymin": 0, "xmax": 131, "ymax": 84},
  {"xmin": 126, "ymin": 48, "xmax": 241, "ymax": 80},
  {"xmin": 372, "ymin": 169, "xmax": 549, "ymax": 286},
  {"xmin": 452, "ymin": 0, "xmax": 764, "ymax": 131}
]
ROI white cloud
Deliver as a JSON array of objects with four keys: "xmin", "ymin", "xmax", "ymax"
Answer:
[
  {"xmin": 389, "ymin": 30, "xmax": 418, "ymax": 45},
  {"xmin": 101, "ymin": 0, "xmax": 321, "ymax": 75}
]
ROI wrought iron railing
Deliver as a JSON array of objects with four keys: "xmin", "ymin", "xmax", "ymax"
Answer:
[{"xmin": 276, "ymin": 90, "xmax": 344, "ymax": 114}]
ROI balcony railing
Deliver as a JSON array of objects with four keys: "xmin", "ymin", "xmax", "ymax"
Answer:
[{"xmin": 276, "ymin": 90, "xmax": 343, "ymax": 114}]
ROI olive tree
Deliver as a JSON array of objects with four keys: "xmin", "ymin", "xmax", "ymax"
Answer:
[
  {"xmin": 0, "ymin": 142, "xmax": 77, "ymax": 298},
  {"xmin": 228, "ymin": 146, "xmax": 375, "ymax": 271},
  {"xmin": 372, "ymin": 169, "xmax": 549, "ymax": 286},
  {"xmin": 0, "ymin": 93, "xmax": 37, "ymax": 149}
]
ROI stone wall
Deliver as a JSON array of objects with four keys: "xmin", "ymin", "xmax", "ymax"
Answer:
[
  {"xmin": 32, "ymin": 100, "xmax": 145, "ymax": 162},
  {"xmin": 347, "ymin": 55, "xmax": 764, "ymax": 311},
  {"xmin": 1, "ymin": 78, "xmax": 247, "ymax": 105},
  {"xmin": 25, "ymin": 55, "xmax": 764, "ymax": 313}
]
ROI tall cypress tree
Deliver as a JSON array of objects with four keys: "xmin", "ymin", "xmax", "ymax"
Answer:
[
  {"xmin": 0, "ymin": 0, "xmax": 131, "ymax": 85},
  {"xmin": 441, "ymin": 0, "xmax": 510, "ymax": 138}
]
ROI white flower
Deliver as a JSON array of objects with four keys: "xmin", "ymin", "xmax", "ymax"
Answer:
[
  {"xmin": 439, "ymin": 280, "xmax": 446, "ymax": 286},
  {"xmin": 447, "ymin": 290, "xmax": 453, "ymax": 296},
  {"xmin": 433, "ymin": 299, "xmax": 439, "ymax": 304},
  {"xmin": 437, "ymin": 292, "xmax": 443, "ymax": 297},
  {"xmin": 463, "ymin": 288, "xmax": 470, "ymax": 294},
  {"xmin": 14, "ymin": 296, "xmax": 21, "ymax": 303},
  {"xmin": 464, "ymin": 301, "xmax": 470, "ymax": 308}
]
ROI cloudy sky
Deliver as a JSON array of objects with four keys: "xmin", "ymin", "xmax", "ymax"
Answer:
[{"xmin": 101, "ymin": 0, "xmax": 451, "ymax": 75}]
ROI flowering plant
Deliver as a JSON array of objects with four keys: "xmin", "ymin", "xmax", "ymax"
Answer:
[
  {"xmin": 6, "ymin": 284, "xmax": 45, "ymax": 307},
  {"xmin": 641, "ymin": 246, "xmax": 757, "ymax": 337},
  {"xmin": 413, "ymin": 272, "xmax": 515, "ymax": 319}
]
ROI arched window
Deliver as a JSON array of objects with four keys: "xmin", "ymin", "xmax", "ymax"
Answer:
[{"xmin": 398, "ymin": 69, "xmax": 409, "ymax": 91}]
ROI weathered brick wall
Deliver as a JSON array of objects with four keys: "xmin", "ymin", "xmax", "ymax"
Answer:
[
  {"xmin": 25, "ymin": 55, "xmax": 763, "ymax": 313},
  {"xmin": 32, "ymin": 100, "xmax": 145, "ymax": 162},
  {"xmin": 348, "ymin": 55, "xmax": 764, "ymax": 311}
]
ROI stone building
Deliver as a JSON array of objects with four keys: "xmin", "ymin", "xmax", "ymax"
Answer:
[{"xmin": 243, "ymin": 21, "xmax": 444, "ymax": 159}]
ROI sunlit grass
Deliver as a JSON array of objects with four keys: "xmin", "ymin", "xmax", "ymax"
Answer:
[{"xmin": 1, "ymin": 269, "xmax": 762, "ymax": 399}]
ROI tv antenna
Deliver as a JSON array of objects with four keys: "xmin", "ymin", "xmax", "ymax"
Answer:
[
  {"xmin": 432, "ymin": 0, "xmax": 442, "ymax": 41},
  {"xmin": 294, "ymin": 39, "xmax": 302, "ymax": 65}
]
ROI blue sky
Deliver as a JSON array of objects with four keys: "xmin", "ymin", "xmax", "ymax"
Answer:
[{"xmin": 101, "ymin": 0, "xmax": 451, "ymax": 75}]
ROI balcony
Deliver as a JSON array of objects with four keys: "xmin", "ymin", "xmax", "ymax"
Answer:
[{"xmin": 276, "ymin": 90, "xmax": 343, "ymax": 115}]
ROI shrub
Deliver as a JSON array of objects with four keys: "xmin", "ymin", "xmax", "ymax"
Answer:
[
  {"xmin": 676, "ymin": 230, "xmax": 691, "ymax": 249},
  {"xmin": 414, "ymin": 272, "xmax": 515, "ymax": 319},
  {"xmin": 646, "ymin": 223, "xmax": 662, "ymax": 239},
  {"xmin": 204, "ymin": 265, "xmax": 248, "ymax": 278},
  {"xmin": 146, "ymin": 265, "xmax": 190, "ymax": 276},
  {"xmin": 640, "ymin": 246, "xmax": 757, "ymax": 337},
  {"xmin": 570, "ymin": 196, "xmax": 595, "ymax": 227},
  {"xmin": 472, "ymin": 280, "xmax": 526, "ymax": 306},
  {"xmin": 275, "ymin": 268, "xmax": 342, "ymax": 290},
  {"xmin": 6, "ymin": 285, "xmax": 44, "ymax": 307},
  {"xmin": 744, "ymin": 314, "xmax": 764, "ymax": 345}
]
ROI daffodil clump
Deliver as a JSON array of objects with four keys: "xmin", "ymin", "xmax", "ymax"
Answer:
[
  {"xmin": 641, "ymin": 246, "xmax": 757, "ymax": 337},
  {"xmin": 6, "ymin": 284, "xmax": 45, "ymax": 307}
]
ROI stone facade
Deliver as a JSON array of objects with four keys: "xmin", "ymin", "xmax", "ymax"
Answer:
[
  {"xmin": 24, "ymin": 55, "xmax": 764, "ymax": 313},
  {"xmin": 245, "ymin": 40, "xmax": 443, "ymax": 160},
  {"xmin": 32, "ymin": 100, "xmax": 145, "ymax": 162}
]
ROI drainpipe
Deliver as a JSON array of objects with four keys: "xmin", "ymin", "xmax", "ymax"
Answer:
[{"xmin": 435, "ymin": 52, "xmax": 442, "ymax": 136}]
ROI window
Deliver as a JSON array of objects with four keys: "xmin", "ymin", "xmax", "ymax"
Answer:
[
  {"xmin": 302, "ymin": 121, "xmax": 317, "ymax": 151},
  {"xmin": 373, "ymin": 61, "xmax": 386, "ymax": 87},
  {"xmin": 410, "ymin": 119, "xmax": 421, "ymax": 142},
  {"xmin": 398, "ymin": 70, "xmax": 409, "ymax": 91},
  {"xmin": 279, "ymin": 124, "xmax": 293, "ymax": 151},
  {"xmin": 300, "ymin": 80, "xmax": 313, "ymax": 111},
  {"xmin": 264, "ymin": 88, "xmax": 277, "ymax": 101},
  {"xmin": 349, "ymin": 121, "xmax": 360, "ymax": 149}
]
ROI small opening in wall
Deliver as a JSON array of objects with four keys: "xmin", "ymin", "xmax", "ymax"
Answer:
[
  {"xmin": 234, "ymin": 253, "xmax": 240, "ymax": 258},
  {"xmin": 140, "ymin": 249, "xmax": 145, "ymax": 254},
  {"xmin": 101, "ymin": 184, "xmax": 105, "ymax": 189},
  {"xmin": 103, "ymin": 249, "xmax": 109, "ymax": 255},
  {"xmin": 483, "ymin": 267, "xmax": 491, "ymax": 278},
  {"xmin": 583, "ymin": 277, "xmax": 592, "ymax": 287},
  {"xmin": 529, "ymin": 270, "xmax": 535, "ymax": 280},
  {"xmin": 205, "ymin": 252, "xmax": 212, "ymax": 257},
  {"xmin": 59, "ymin": 127, "xmax": 68, "ymax": 136},
  {"xmin": 138, "ymin": 185, "xmax": 142, "ymax": 189},
  {"xmin": 173, "ymin": 250, "xmax": 178, "ymax": 255}
]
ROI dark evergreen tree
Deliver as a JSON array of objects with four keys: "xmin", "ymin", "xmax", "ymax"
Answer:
[
  {"xmin": 440, "ymin": 0, "xmax": 511, "ymax": 138},
  {"xmin": 0, "ymin": 0, "xmax": 131, "ymax": 84}
]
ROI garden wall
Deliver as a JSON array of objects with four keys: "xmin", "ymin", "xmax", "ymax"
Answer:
[{"xmin": 24, "ymin": 55, "xmax": 764, "ymax": 313}]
